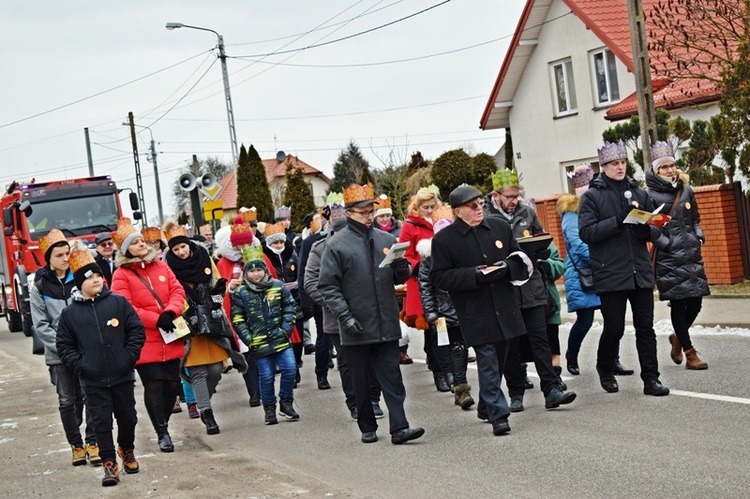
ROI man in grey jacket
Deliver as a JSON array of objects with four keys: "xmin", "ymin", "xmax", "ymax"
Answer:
[
  {"xmin": 318, "ymin": 184, "xmax": 424, "ymax": 445},
  {"xmin": 30, "ymin": 230, "xmax": 98, "ymax": 466}
]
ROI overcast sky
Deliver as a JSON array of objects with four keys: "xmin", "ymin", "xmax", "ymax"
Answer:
[{"xmin": 0, "ymin": 0, "xmax": 524, "ymax": 223}]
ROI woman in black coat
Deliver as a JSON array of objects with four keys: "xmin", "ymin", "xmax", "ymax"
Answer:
[{"xmin": 646, "ymin": 147, "xmax": 709, "ymax": 370}]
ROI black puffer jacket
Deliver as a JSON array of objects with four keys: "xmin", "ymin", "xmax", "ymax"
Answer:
[
  {"xmin": 57, "ymin": 287, "xmax": 145, "ymax": 388},
  {"xmin": 579, "ymin": 173, "xmax": 664, "ymax": 293},
  {"xmin": 645, "ymin": 169, "xmax": 709, "ymax": 301},
  {"xmin": 416, "ymin": 238, "xmax": 459, "ymax": 326},
  {"xmin": 318, "ymin": 218, "xmax": 410, "ymax": 346}
]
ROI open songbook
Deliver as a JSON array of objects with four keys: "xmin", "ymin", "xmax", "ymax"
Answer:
[{"xmin": 623, "ymin": 203, "xmax": 671, "ymax": 227}]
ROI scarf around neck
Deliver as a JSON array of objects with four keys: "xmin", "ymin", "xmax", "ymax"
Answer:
[{"xmin": 165, "ymin": 241, "xmax": 212, "ymax": 303}]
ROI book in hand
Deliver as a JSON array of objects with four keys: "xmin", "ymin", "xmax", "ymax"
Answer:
[
  {"xmin": 159, "ymin": 315, "xmax": 192, "ymax": 344},
  {"xmin": 516, "ymin": 232, "xmax": 553, "ymax": 254},
  {"xmin": 379, "ymin": 242, "xmax": 410, "ymax": 268},
  {"xmin": 623, "ymin": 203, "xmax": 671, "ymax": 227}
]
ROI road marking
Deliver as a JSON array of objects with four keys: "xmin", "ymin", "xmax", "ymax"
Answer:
[{"xmin": 670, "ymin": 389, "xmax": 750, "ymax": 405}]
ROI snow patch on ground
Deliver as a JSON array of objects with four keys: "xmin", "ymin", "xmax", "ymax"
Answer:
[
  {"xmin": 1, "ymin": 422, "xmax": 18, "ymax": 429},
  {"xmin": 560, "ymin": 320, "xmax": 750, "ymax": 338},
  {"xmin": 0, "ymin": 437, "xmax": 15, "ymax": 444}
]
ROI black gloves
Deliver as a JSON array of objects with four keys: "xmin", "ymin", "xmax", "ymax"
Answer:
[
  {"xmin": 537, "ymin": 260, "xmax": 551, "ymax": 276},
  {"xmin": 390, "ymin": 257, "xmax": 410, "ymax": 275},
  {"xmin": 631, "ymin": 224, "xmax": 651, "ymax": 241},
  {"xmin": 156, "ymin": 311, "xmax": 176, "ymax": 332},
  {"xmin": 617, "ymin": 204, "xmax": 634, "ymax": 229},
  {"xmin": 211, "ymin": 278, "xmax": 227, "ymax": 296},
  {"xmin": 534, "ymin": 247, "xmax": 551, "ymax": 261},
  {"xmin": 342, "ymin": 316, "xmax": 363, "ymax": 336},
  {"xmin": 476, "ymin": 261, "xmax": 509, "ymax": 283}
]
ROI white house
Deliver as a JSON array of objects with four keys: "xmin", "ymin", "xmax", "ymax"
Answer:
[{"xmin": 480, "ymin": 0, "xmax": 722, "ymax": 198}]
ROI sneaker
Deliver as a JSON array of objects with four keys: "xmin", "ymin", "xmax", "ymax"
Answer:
[
  {"xmin": 85, "ymin": 443, "xmax": 102, "ymax": 466},
  {"xmin": 101, "ymin": 461, "xmax": 120, "ymax": 487},
  {"xmin": 117, "ymin": 446, "xmax": 139, "ymax": 474},
  {"xmin": 71, "ymin": 446, "xmax": 87, "ymax": 466},
  {"xmin": 279, "ymin": 398, "xmax": 300, "ymax": 420},
  {"xmin": 350, "ymin": 407, "xmax": 358, "ymax": 421},
  {"xmin": 172, "ymin": 396, "xmax": 182, "ymax": 414},
  {"xmin": 187, "ymin": 402, "xmax": 200, "ymax": 419},
  {"xmin": 399, "ymin": 351, "xmax": 413, "ymax": 365},
  {"xmin": 264, "ymin": 405, "xmax": 278, "ymax": 425},
  {"xmin": 371, "ymin": 401, "xmax": 384, "ymax": 419}
]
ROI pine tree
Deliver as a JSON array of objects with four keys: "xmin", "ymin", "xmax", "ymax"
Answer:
[
  {"xmin": 237, "ymin": 144, "xmax": 274, "ymax": 222},
  {"xmin": 282, "ymin": 162, "xmax": 316, "ymax": 233},
  {"xmin": 431, "ymin": 148, "xmax": 473, "ymax": 201},
  {"xmin": 330, "ymin": 140, "xmax": 373, "ymax": 192}
]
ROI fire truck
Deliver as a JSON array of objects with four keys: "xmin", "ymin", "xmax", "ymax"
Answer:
[{"xmin": 0, "ymin": 176, "xmax": 140, "ymax": 336}]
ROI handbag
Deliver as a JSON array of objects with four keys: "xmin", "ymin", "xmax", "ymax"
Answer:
[
  {"xmin": 570, "ymin": 258, "xmax": 595, "ymax": 291},
  {"xmin": 184, "ymin": 295, "xmax": 234, "ymax": 340}
]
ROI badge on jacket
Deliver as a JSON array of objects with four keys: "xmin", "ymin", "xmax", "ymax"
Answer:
[
  {"xmin": 685, "ymin": 202, "xmax": 691, "ymax": 210},
  {"xmin": 107, "ymin": 318, "xmax": 119, "ymax": 327}
]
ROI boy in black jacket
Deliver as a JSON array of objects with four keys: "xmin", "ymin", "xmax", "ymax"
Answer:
[{"xmin": 57, "ymin": 247, "xmax": 145, "ymax": 487}]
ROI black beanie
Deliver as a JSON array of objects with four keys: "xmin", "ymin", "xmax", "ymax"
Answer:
[
  {"xmin": 73, "ymin": 263, "xmax": 102, "ymax": 291},
  {"xmin": 167, "ymin": 235, "xmax": 191, "ymax": 250}
]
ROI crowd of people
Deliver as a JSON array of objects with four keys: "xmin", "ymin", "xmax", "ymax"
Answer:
[{"xmin": 30, "ymin": 139, "xmax": 710, "ymax": 486}]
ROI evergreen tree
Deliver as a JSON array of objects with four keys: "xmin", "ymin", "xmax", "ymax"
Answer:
[
  {"xmin": 237, "ymin": 144, "xmax": 274, "ymax": 222},
  {"xmin": 431, "ymin": 148, "xmax": 473, "ymax": 201},
  {"xmin": 330, "ymin": 140, "xmax": 373, "ymax": 191},
  {"xmin": 282, "ymin": 161, "xmax": 316, "ymax": 233},
  {"xmin": 471, "ymin": 153, "xmax": 498, "ymax": 195}
]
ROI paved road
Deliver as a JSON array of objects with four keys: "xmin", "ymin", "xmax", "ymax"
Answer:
[{"xmin": 1, "ymin": 319, "xmax": 749, "ymax": 498}]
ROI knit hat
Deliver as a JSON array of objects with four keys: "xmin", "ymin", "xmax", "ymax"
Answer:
[
  {"xmin": 374, "ymin": 194, "xmax": 392, "ymax": 217},
  {"xmin": 264, "ymin": 222, "xmax": 287, "ymax": 245},
  {"xmin": 568, "ymin": 163, "xmax": 594, "ymax": 197},
  {"xmin": 112, "ymin": 217, "xmax": 141, "ymax": 256},
  {"xmin": 242, "ymin": 244, "xmax": 266, "ymax": 271},
  {"xmin": 651, "ymin": 141, "xmax": 676, "ymax": 172},
  {"xmin": 597, "ymin": 140, "xmax": 628, "ymax": 165},
  {"xmin": 343, "ymin": 183, "xmax": 377, "ymax": 209},
  {"xmin": 163, "ymin": 220, "xmax": 190, "ymax": 249},
  {"xmin": 39, "ymin": 228, "xmax": 69, "ymax": 263},
  {"xmin": 68, "ymin": 246, "xmax": 101, "ymax": 291},
  {"xmin": 230, "ymin": 215, "xmax": 253, "ymax": 247}
]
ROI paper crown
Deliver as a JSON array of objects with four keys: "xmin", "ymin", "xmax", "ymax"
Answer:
[
  {"xmin": 492, "ymin": 169, "xmax": 520, "ymax": 191},
  {"xmin": 39, "ymin": 228, "xmax": 68, "ymax": 257},
  {"xmin": 241, "ymin": 244, "xmax": 265, "ymax": 264},
  {"xmin": 329, "ymin": 203, "xmax": 347, "ymax": 225},
  {"xmin": 310, "ymin": 215, "xmax": 322, "ymax": 234},
  {"xmin": 426, "ymin": 184, "xmax": 441, "ymax": 197},
  {"xmin": 240, "ymin": 207, "xmax": 257, "ymax": 223},
  {"xmin": 343, "ymin": 183, "xmax": 375, "ymax": 207},
  {"xmin": 431, "ymin": 206, "xmax": 454, "ymax": 223},
  {"xmin": 68, "ymin": 246, "xmax": 97, "ymax": 274},
  {"xmin": 112, "ymin": 218, "xmax": 138, "ymax": 249},
  {"xmin": 141, "ymin": 226, "xmax": 164, "ymax": 243},
  {"xmin": 568, "ymin": 163, "xmax": 594, "ymax": 189},
  {"xmin": 164, "ymin": 224, "xmax": 188, "ymax": 242},
  {"xmin": 326, "ymin": 192, "xmax": 344, "ymax": 206},
  {"xmin": 230, "ymin": 215, "xmax": 253, "ymax": 247},
  {"xmin": 597, "ymin": 140, "xmax": 628, "ymax": 165},
  {"xmin": 651, "ymin": 141, "xmax": 674, "ymax": 161},
  {"xmin": 376, "ymin": 194, "xmax": 391, "ymax": 209},
  {"xmin": 264, "ymin": 222, "xmax": 285, "ymax": 237},
  {"xmin": 274, "ymin": 205, "xmax": 291, "ymax": 220}
]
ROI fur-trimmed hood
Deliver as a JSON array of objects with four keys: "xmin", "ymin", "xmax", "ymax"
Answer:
[
  {"xmin": 115, "ymin": 245, "xmax": 158, "ymax": 267},
  {"xmin": 556, "ymin": 194, "xmax": 579, "ymax": 215},
  {"xmin": 416, "ymin": 238, "xmax": 432, "ymax": 259}
]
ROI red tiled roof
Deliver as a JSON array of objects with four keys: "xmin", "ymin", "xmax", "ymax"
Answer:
[{"xmin": 215, "ymin": 170, "xmax": 237, "ymax": 210}]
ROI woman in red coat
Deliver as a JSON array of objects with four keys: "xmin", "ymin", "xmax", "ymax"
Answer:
[
  {"xmin": 399, "ymin": 187, "xmax": 452, "ymax": 391},
  {"xmin": 110, "ymin": 219, "xmax": 186, "ymax": 453}
]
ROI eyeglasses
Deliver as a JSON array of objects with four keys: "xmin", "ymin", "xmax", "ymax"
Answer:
[
  {"xmin": 658, "ymin": 164, "xmax": 677, "ymax": 171},
  {"xmin": 349, "ymin": 210, "xmax": 374, "ymax": 218},
  {"xmin": 499, "ymin": 193, "xmax": 520, "ymax": 201},
  {"xmin": 460, "ymin": 199, "xmax": 485, "ymax": 210},
  {"xmin": 99, "ymin": 241, "xmax": 114, "ymax": 247}
]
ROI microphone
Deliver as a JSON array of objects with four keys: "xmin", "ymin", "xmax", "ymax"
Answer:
[{"xmin": 624, "ymin": 191, "xmax": 635, "ymax": 206}]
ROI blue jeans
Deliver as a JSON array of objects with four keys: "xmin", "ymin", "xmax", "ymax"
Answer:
[
  {"xmin": 255, "ymin": 348, "xmax": 296, "ymax": 407},
  {"xmin": 50, "ymin": 364, "xmax": 96, "ymax": 447}
]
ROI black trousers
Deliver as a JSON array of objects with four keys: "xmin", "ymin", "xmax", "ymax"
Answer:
[
  {"xmin": 598, "ymin": 288, "xmax": 659, "ymax": 382},
  {"xmin": 331, "ymin": 334, "xmax": 381, "ymax": 411},
  {"xmin": 505, "ymin": 305, "xmax": 558, "ymax": 396},
  {"xmin": 83, "ymin": 381, "xmax": 137, "ymax": 463},
  {"xmin": 344, "ymin": 340, "xmax": 408, "ymax": 434},
  {"xmin": 474, "ymin": 341, "xmax": 511, "ymax": 423},
  {"xmin": 670, "ymin": 297, "xmax": 702, "ymax": 351}
]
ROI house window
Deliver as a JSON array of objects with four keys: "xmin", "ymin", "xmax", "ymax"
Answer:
[
  {"xmin": 590, "ymin": 48, "xmax": 620, "ymax": 105},
  {"xmin": 550, "ymin": 58, "xmax": 577, "ymax": 116}
]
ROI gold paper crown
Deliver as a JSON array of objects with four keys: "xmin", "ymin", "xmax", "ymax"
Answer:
[
  {"xmin": 326, "ymin": 192, "xmax": 343, "ymax": 205},
  {"xmin": 491, "ymin": 169, "xmax": 520, "ymax": 191},
  {"xmin": 241, "ymin": 244, "xmax": 265, "ymax": 264},
  {"xmin": 112, "ymin": 218, "xmax": 137, "ymax": 249},
  {"xmin": 39, "ymin": 228, "xmax": 68, "ymax": 257},
  {"xmin": 376, "ymin": 194, "xmax": 392, "ymax": 209},
  {"xmin": 264, "ymin": 222, "xmax": 285, "ymax": 237},
  {"xmin": 240, "ymin": 207, "xmax": 257, "ymax": 223},
  {"xmin": 68, "ymin": 247, "xmax": 96, "ymax": 274},
  {"xmin": 431, "ymin": 206, "xmax": 454, "ymax": 223},
  {"xmin": 164, "ymin": 224, "xmax": 188, "ymax": 242},
  {"xmin": 141, "ymin": 226, "xmax": 164, "ymax": 243},
  {"xmin": 343, "ymin": 183, "xmax": 375, "ymax": 207}
]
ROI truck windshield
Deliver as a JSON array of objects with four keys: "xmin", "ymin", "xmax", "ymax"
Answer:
[{"xmin": 26, "ymin": 194, "xmax": 120, "ymax": 239}]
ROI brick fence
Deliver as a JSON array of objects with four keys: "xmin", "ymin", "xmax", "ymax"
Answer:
[{"xmin": 531, "ymin": 182, "xmax": 748, "ymax": 285}]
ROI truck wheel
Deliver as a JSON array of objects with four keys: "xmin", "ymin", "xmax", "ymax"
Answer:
[
  {"xmin": 21, "ymin": 304, "xmax": 33, "ymax": 337},
  {"xmin": 7, "ymin": 309, "xmax": 22, "ymax": 332}
]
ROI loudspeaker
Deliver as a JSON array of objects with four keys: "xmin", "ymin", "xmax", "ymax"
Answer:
[
  {"xmin": 179, "ymin": 173, "xmax": 196, "ymax": 192},
  {"xmin": 199, "ymin": 173, "xmax": 217, "ymax": 190}
]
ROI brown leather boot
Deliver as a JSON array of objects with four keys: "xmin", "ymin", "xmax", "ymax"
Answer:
[
  {"xmin": 668, "ymin": 334, "xmax": 682, "ymax": 364},
  {"xmin": 685, "ymin": 348, "xmax": 708, "ymax": 370}
]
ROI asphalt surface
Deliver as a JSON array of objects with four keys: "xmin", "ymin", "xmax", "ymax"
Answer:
[{"xmin": 1, "ymin": 305, "xmax": 749, "ymax": 498}]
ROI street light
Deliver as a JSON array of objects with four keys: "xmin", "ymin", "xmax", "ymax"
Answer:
[
  {"xmin": 122, "ymin": 122, "xmax": 164, "ymax": 226},
  {"xmin": 166, "ymin": 22, "xmax": 239, "ymax": 168}
]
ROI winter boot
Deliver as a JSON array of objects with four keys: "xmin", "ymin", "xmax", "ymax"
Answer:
[
  {"xmin": 264, "ymin": 405, "xmax": 278, "ymax": 425},
  {"xmin": 146, "ymin": 401, "xmax": 173, "ymax": 452},
  {"xmin": 566, "ymin": 351, "xmax": 580, "ymax": 375},
  {"xmin": 71, "ymin": 446, "xmax": 87, "ymax": 466},
  {"xmin": 685, "ymin": 348, "xmax": 708, "ymax": 370},
  {"xmin": 117, "ymin": 446, "xmax": 139, "ymax": 474},
  {"xmin": 279, "ymin": 398, "xmax": 300, "ymax": 420},
  {"xmin": 101, "ymin": 460, "xmax": 120, "ymax": 487},
  {"xmin": 453, "ymin": 383, "xmax": 475, "ymax": 410},
  {"xmin": 433, "ymin": 372, "xmax": 450, "ymax": 392},
  {"xmin": 554, "ymin": 366, "xmax": 567, "ymax": 390},
  {"xmin": 200, "ymin": 408, "xmax": 221, "ymax": 435},
  {"xmin": 187, "ymin": 402, "xmax": 200, "ymax": 419},
  {"xmin": 669, "ymin": 333, "xmax": 683, "ymax": 364},
  {"xmin": 85, "ymin": 443, "xmax": 102, "ymax": 466}
]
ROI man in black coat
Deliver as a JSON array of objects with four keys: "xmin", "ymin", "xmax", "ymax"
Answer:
[
  {"xmin": 93, "ymin": 232, "xmax": 116, "ymax": 286},
  {"xmin": 579, "ymin": 141, "xmax": 670, "ymax": 396},
  {"xmin": 318, "ymin": 183, "xmax": 424, "ymax": 445},
  {"xmin": 431, "ymin": 185, "xmax": 536, "ymax": 436}
]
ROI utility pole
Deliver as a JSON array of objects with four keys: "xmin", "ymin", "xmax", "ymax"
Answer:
[
  {"xmin": 190, "ymin": 155, "xmax": 204, "ymax": 231},
  {"xmin": 126, "ymin": 112, "xmax": 148, "ymax": 224},
  {"xmin": 84, "ymin": 128, "xmax": 94, "ymax": 176},
  {"xmin": 627, "ymin": 0, "xmax": 658, "ymax": 171},
  {"xmin": 149, "ymin": 136, "xmax": 164, "ymax": 226},
  {"xmin": 217, "ymin": 34, "xmax": 239, "ymax": 168}
]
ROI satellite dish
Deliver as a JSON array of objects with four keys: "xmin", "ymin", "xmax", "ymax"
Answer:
[{"xmin": 276, "ymin": 151, "xmax": 286, "ymax": 162}]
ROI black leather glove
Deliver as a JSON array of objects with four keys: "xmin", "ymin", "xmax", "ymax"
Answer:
[
  {"xmin": 616, "ymin": 204, "xmax": 633, "ymax": 229},
  {"xmin": 342, "ymin": 316, "xmax": 363, "ymax": 336},
  {"xmin": 322, "ymin": 205, "xmax": 331, "ymax": 220},
  {"xmin": 476, "ymin": 261, "xmax": 509, "ymax": 283},
  {"xmin": 536, "ymin": 260, "xmax": 551, "ymax": 276},
  {"xmin": 534, "ymin": 247, "xmax": 551, "ymax": 261},
  {"xmin": 390, "ymin": 257, "xmax": 410, "ymax": 275},
  {"xmin": 631, "ymin": 224, "xmax": 651, "ymax": 241},
  {"xmin": 211, "ymin": 278, "xmax": 227, "ymax": 296},
  {"xmin": 156, "ymin": 311, "xmax": 176, "ymax": 332}
]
